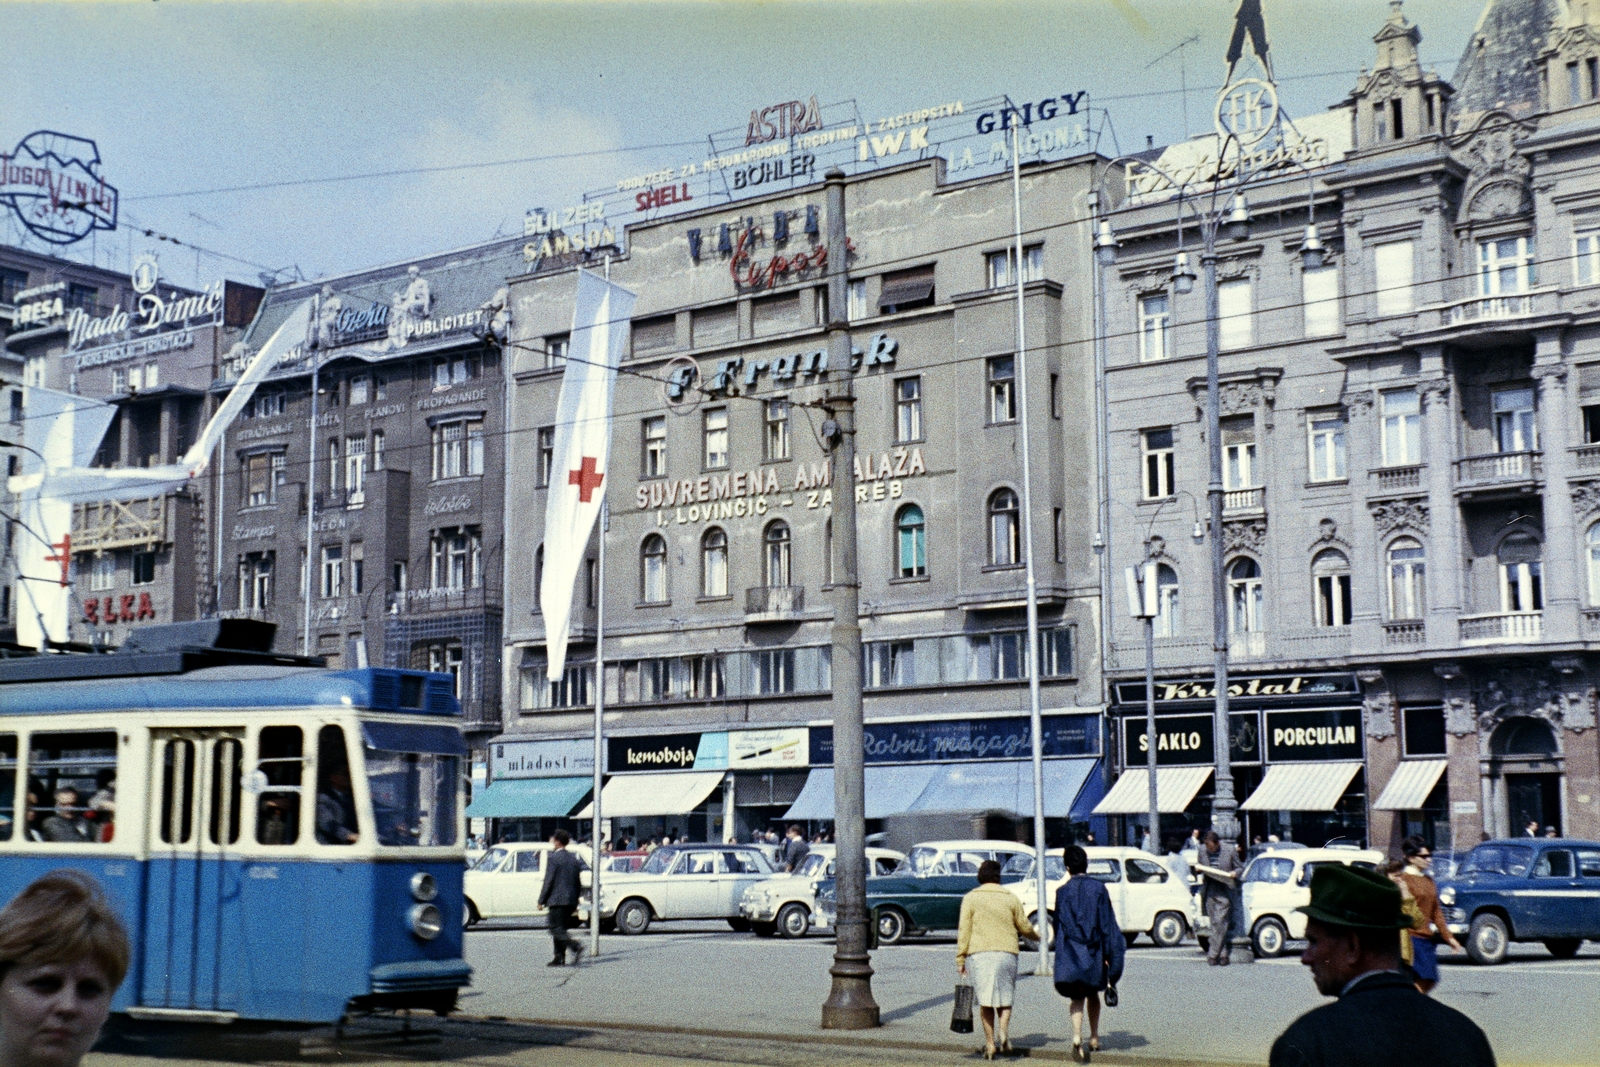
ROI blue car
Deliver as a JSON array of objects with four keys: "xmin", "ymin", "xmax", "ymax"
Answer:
[{"xmin": 1438, "ymin": 839, "xmax": 1600, "ymax": 964}]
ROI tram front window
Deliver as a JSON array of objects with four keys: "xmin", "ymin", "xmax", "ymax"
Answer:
[
  {"xmin": 28, "ymin": 732, "xmax": 117, "ymax": 844},
  {"xmin": 365, "ymin": 747, "xmax": 459, "ymax": 847},
  {"xmin": 0, "ymin": 735, "xmax": 15, "ymax": 841},
  {"xmin": 256, "ymin": 726, "xmax": 304, "ymax": 846},
  {"xmin": 316, "ymin": 725, "xmax": 360, "ymax": 846}
]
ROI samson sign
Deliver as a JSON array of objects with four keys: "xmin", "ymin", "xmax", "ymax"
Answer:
[
  {"xmin": 0, "ymin": 131, "xmax": 118, "ymax": 245},
  {"xmin": 1264, "ymin": 709, "xmax": 1363, "ymax": 762}
]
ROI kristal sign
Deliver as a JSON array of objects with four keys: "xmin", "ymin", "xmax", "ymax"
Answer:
[{"xmin": 0, "ymin": 130, "xmax": 117, "ymax": 245}]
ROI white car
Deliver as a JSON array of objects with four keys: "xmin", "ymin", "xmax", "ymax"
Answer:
[
  {"xmin": 1237, "ymin": 846, "xmax": 1385, "ymax": 957},
  {"xmin": 901, "ymin": 839, "xmax": 1037, "ymax": 876},
  {"xmin": 739, "ymin": 845, "xmax": 904, "ymax": 938},
  {"xmin": 1003, "ymin": 847, "xmax": 1197, "ymax": 948},
  {"xmin": 578, "ymin": 844, "xmax": 777, "ymax": 935},
  {"xmin": 463, "ymin": 842, "xmax": 592, "ymax": 926}
]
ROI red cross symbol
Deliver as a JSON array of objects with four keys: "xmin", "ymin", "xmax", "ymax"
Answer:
[
  {"xmin": 568, "ymin": 456, "xmax": 605, "ymax": 502},
  {"xmin": 44, "ymin": 534, "xmax": 71, "ymax": 587}
]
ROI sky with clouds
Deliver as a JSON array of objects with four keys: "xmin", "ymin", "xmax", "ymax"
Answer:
[{"xmin": 1, "ymin": 0, "xmax": 1488, "ymax": 290}]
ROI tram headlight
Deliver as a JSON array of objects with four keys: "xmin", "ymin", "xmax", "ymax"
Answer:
[
  {"xmin": 411, "ymin": 872, "xmax": 439, "ymax": 902},
  {"xmin": 409, "ymin": 903, "xmax": 444, "ymax": 941}
]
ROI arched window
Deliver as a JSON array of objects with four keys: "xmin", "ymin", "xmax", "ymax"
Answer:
[
  {"xmin": 1490, "ymin": 716, "xmax": 1558, "ymax": 757},
  {"xmin": 988, "ymin": 488, "xmax": 1020, "ymax": 566},
  {"xmin": 701, "ymin": 527, "xmax": 728, "ymax": 597},
  {"xmin": 764, "ymin": 521, "xmax": 791, "ymax": 587},
  {"xmin": 896, "ymin": 504, "xmax": 926, "ymax": 578},
  {"xmin": 1587, "ymin": 523, "xmax": 1600, "ymax": 606},
  {"xmin": 1227, "ymin": 557, "xmax": 1262, "ymax": 633},
  {"xmin": 1312, "ymin": 550, "xmax": 1352, "ymax": 627},
  {"xmin": 1499, "ymin": 532, "xmax": 1543, "ymax": 612},
  {"xmin": 641, "ymin": 534, "xmax": 667, "ymax": 603},
  {"xmin": 1387, "ymin": 538, "xmax": 1425, "ymax": 620},
  {"xmin": 1155, "ymin": 564, "xmax": 1180, "ymax": 637}
]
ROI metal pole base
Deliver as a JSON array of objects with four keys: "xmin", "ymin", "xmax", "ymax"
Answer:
[{"xmin": 821, "ymin": 938, "xmax": 880, "ymax": 1029}]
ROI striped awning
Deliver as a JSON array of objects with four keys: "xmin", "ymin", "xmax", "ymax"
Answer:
[
  {"xmin": 1092, "ymin": 766, "xmax": 1213, "ymax": 815},
  {"xmin": 1240, "ymin": 762, "xmax": 1362, "ymax": 812},
  {"xmin": 1372, "ymin": 760, "xmax": 1448, "ymax": 811}
]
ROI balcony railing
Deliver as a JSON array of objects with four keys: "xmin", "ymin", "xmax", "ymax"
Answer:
[
  {"xmin": 1573, "ymin": 443, "xmax": 1600, "ymax": 471},
  {"xmin": 1107, "ymin": 627, "xmax": 1348, "ymax": 670},
  {"xmin": 1460, "ymin": 611, "xmax": 1543, "ymax": 644},
  {"xmin": 1223, "ymin": 487, "xmax": 1265, "ymax": 514},
  {"xmin": 1383, "ymin": 620, "xmax": 1426, "ymax": 648},
  {"xmin": 1444, "ymin": 292, "xmax": 1539, "ymax": 325},
  {"xmin": 1455, "ymin": 450, "xmax": 1542, "ymax": 489},
  {"xmin": 1368, "ymin": 465, "xmax": 1425, "ymax": 495},
  {"xmin": 745, "ymin": 585, "xmax": 804, "ymax": 620}
]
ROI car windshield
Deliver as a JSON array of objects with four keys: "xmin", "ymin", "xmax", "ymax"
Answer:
[
  {"xmin": 472, "ymin": 847, "xmax": 508, "ymax": 872},
  {"xmin": 1461, "ymin": 844, "xmax": 1535, "ymax": 876},
  {"xmin": 903, "ymin": 847, "xmax": 939, "ymax": 874},
  {"xmin": 640, "ymin": 847, "xmax": 680, "ymax": 875},
  {"xmin": 363, "ymin": 749, "xmax": 458, "ymax": 846},
  {"xmin": 1244, "ymin": 856, "xmax": 1294, "ymax": 884},
  {"xmin": 796, "ymin": 853, "xmax": 828, "ymax": 878}
]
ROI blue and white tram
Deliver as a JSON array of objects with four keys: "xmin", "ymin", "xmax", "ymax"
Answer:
[{"xmin": 0, "ymin": 651, "xmax": 471, "ymax": 1023}]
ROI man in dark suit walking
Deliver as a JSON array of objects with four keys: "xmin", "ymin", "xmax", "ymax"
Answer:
[
  {"xmin": 539, "ymin": 829, "xmax": 584, "ymax": 966},
  {"xmin": 1269, "ymin": 864, "xmax": 1495, "ymax": 1067}
]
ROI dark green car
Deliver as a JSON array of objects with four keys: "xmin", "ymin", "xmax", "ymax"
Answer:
[{"xmin": 814, "ymin": 840, "xmax": 1033, "ymax": 944}]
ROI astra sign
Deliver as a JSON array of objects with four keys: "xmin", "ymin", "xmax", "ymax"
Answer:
[{"xmin": 0, "ymin": 131, "xmax": 118, "ymax": 246}]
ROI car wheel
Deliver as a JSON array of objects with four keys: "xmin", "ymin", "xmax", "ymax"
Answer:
[
  {"xmin": 1467, "ymin": 913, "xmax": 1508, "ymax": 965},
  {"xmin": 1544, "ymin": 938, "xmax": 1582, "ymax": 959},
  {"xmin": 752, "ymin": 921, "xmax": 778, "ymax": 937},
  {"xmin": 875, "ymin": 907, "xmax": 909, "ymax": 945},
  {"xmin": 727, "ymin": 918, "xmax": 752, "ymax": 932},
  {"xmin": 463, "ymin": 898, "xmax": 481, "ymax": 928},
  {"xmin": 1151, "ymin": 911, "xmax": 1187, "ymax": 948},
  {"xmin": 616, "ymin": 899, "xmax": 652, "ymax": 936},
  {"xmin": 778, "ymin": 903, "xmax": 811, "ymax": 939},
  {"xmin": 1252, "ymin": 916, "xmax": 1288, "ymax": 959}
]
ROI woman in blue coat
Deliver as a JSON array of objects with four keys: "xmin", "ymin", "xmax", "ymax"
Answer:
[{"xmin": 1051, "ymin": 845, "xmax": 1124, "ymax": 1063}]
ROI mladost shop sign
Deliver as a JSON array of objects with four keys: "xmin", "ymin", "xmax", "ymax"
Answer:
[{"xmin": 491, "ymin": 738, "xmax": 595, "ymax": 779}]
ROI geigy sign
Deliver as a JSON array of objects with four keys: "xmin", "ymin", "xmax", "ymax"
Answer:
[
  {"xmin": 67, "ymin": 281, "xmax": 224, "ymax": 352},
  {"xmin": 665, "ymin": 332, "xmax": 897, "ymax": 401},
  {"xmin": 949, "ymin": 92, "xmax": 1093, "ymax": 177}
]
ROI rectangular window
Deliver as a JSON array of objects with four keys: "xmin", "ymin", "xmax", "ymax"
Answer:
[
  {"xmin": 111, "ymin": 368, "xmax": 126, "ymax": 394},
  {"xmin": 546, "ymin": 335, "xmax": 569, "ymax": 370},
  {"xmin": 1585, "ymin": 404, "xmax": 1600, "ymax": 445},
  {"xmin": 1478, "ymin": 236, "xmax": 1535, "ymax": 296},
  {"xmin": 1574, "ymin": 228, "xmax": 1600, "ymax": 286},
  {"xmin": 1317, "ymin": 573, "xmax": 1352, "ymax": 627},
  {"xmin": 344, "ymin": 435, "xmax": 367, "ymax": 504},
  {"xmin": 253, "ymin": 726, "xmax": 302, "ymax": 846},
  {"xmin": 751, "ymin": 293, "xmax": 802, "ymax": 337},
  {"xmin": 350, "ymin": 541, "xmax": 364, "ymax": 596},
  {"xmin": 348, "ymin": 375, "xmax": 370, "ymax": 405},
  {"xmin": 1053, "ymin": 507, "xmax": 1063, "ymax": 563},
  {"xmin": 327, "ymin": 438, "xmax": 339, "ymax": 492},
  {"xmin": 66, "ymin": 284, "xmax": 97, "ymax": 310},
  {"xmin": 1138, "ymin": 293, "xmax": 1170, "ymax": 361},
  {"xmin": 371, "ymin": 430, "xmax": 384, "ymax": 471},
  {"xmin": 895, "ymin": 377, "xmax": 923, "ymax": 442},
  {"xmin": 1308, "ymin": 413, "xmax": 1348, "ymax": 481},
  {"xmin": 631, "ymin": 315, "xmax": 677, "ymax": 357},
  {"xmin": 245, "ymin": 452, "xmax": 282, "ymax": 507},
  {"xmin": 692, "ymin": 304, "xmax": 738, "ymax": 347},
  {"xmin": 30, "ymin": 731, "xmax": 116, "ymax": 845},
  {"xmin": 847, "ymin": 279, "xmax": 868, "ymax": 322},
  {"xmin": 1381, "ymin": 389, "xmax": 1421, "ymax": 466},
  {"xmin": 1039, "ymin": 626, "xmax": 1074, "ymax": 677},
  {"xmin": 537, "ymin": 426, "xmax": 555, "ymax": 487},
  {"xmin": 430, "ymin": 526, "xmax": 482, "ymax": 591},
  {"xmin": 240, "ymin": 551, "xmax": 273, "ymax": 610},
  {"xmin": 143, "ymin": 362, "xmax": 158, "ymax": 389},
  {"xmin": 0, "ymin": 267, "xmax": 25, "ymax": 305},
  {"xmin": 878, "ymin": 265, "xmax": 936, "ymax": 313},
  {"xmin": 1050, "ymin": 373, "xmax": 1060, "ymax": 418},
  {"xmin": 642, "ymin": 416, "xmax": 667, "ymax": 477},
  {"xmin": 1403, "ymin": 707, "xmax": 1448, "ymax": 756},
  {"xmin": 320, "ymin": 544, "xmax": 342, "ymax": 598},
  {"xmin": 521, "ymin": 662, "xmax": 595, "ymax": 710},
  {"xmin": 1222, "ymin": 416, "xmax": 1256, "ymax": 489},
  {"xmin": 373, "ymin": 373, "xmax": 386, "ymax": 401},
  {"xmin": 1374, "ymin": 240, "xmax": 1415, "ymax": 315},
  {"xmin": 1589, "ymin": 56, "xmax": 1599, "ymax": 99},
  {"xmin": 431, "ymin": 418, "xmax": 483, "ymax": 479},
  {"xmin": 1493, "ymin": 387, "xmax": 1538, "ymax": 453},
  {"xmin": 987, "ymin": 355, "xmax": 1016, "ymax": 423},
  {"xmin": 986, "ymin": 245, "xmax": 1043, "ymax": 288},
  {"xmin": 432, "ymin": 356, "xmax": 477, "ymax": 390},
  {"xmin": 703, "ymin": 408, "xmax": 729, "ymax": 469},
  {"xmin": 1217, "ymin": 278, "xmax": 1252, "ymax": 349},
  {"xmin": 763, "ymin": 398, "xmax": 790, "ymax": 461},
  {"xmin": 1142, "ymin": 428, "xmax": 1175, "ymax": 499},
  {"xmin": 90, "ymin": 554, "xmax": 115, "ymax": 591},
  {"xmin": 1303, "ymin": 266, "xmax": 1341, "ymax": 337},
  {"xmin": 131, "ymin": 551, "xmax": 156, "ymax": 586}
]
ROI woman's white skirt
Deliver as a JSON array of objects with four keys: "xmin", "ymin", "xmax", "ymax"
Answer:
[{"xmin": 967, "ymin": 951, "xmax": 1019, "ymax": 1008}]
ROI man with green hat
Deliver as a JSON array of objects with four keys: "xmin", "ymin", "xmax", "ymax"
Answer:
[{"xmin": 1268, "ymin": 864, "xmax": 1494, "ymax": 1067}]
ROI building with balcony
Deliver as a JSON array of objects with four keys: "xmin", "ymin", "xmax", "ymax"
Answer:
[
  {"xmin": 494, "ymin": 156, "xmax": 1110, "ymax": 847},
  {"xmin": 1100, "ymin": 0, "xmax": 1600, "ymax": 851},
  {"xmin": 217, "ymin": 240, "xmax": 521, "ymax": 741}
]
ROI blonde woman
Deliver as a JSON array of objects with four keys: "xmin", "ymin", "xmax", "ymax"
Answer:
[
  {"xmin": 0, "ymin": 870, "xmax": 130, "ymax": 1067},
  {"xmin": 956, "ymin": 860, "xmax": 1039, "ymax": 1059}
]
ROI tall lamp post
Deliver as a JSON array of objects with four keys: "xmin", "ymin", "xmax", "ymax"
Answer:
[{"xmin": 1094, "ymin": 148, "xmax": 1325, "ymax": 871}]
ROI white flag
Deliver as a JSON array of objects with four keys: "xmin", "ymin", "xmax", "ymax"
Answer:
[{"xmin": 541, "ymin": 269, "xmax": 637, "ymax": 681}]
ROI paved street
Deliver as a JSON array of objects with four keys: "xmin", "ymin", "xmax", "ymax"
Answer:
[{"xmin": 461, "ymin": 920, "xmax": 1600, "ymax": 1066}]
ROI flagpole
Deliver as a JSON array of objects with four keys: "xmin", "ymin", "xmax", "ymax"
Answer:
[{"xmin": 589, "ymin": 496, "xmax": 608, "ymax": 959}]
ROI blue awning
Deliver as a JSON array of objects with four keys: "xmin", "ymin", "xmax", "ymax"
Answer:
[
  {"xmin": 907, "ymin": 758, "xmax": 1100, "ymax": 818},
  {"xmin": 465, "ymin": 777, "xmax": 591, "ymax": 818},
  {"xmin": 362, "ymin": 721, "xmax": 468, "ymax": 756},
  {"xmin": 783, "ymin": 764, "xmax": 943, "ymax": 821}
]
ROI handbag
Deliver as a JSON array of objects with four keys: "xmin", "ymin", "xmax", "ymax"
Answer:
[
  {"xmin": 950, "ymin": 980, "xmax": 975, "ymax": 1034},
  {"xmin": 1104, "ymin": 983, "xmax": 1119, "ymax": 1007}
]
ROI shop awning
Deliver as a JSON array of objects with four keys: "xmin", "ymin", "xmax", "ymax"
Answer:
[
  {"xmin": 1240, "ymin": 762, "xmax": 1363, "ymax": 812},
  {"xmin": 782, "ymin": 764, "xmax": 943, "ymax": 821},
  {"xmin": 907, "ymin": 758, "xmax": 1100, "ymax": 818},
  {"xmin": 464, "ymin": 777, "xmax": 591, "ymax": 819},
  {"xmin": 1092, "ymin": 766, "xmax": 1213, "ymax": 815},
  {"xmin": 1372, "ymin": 760, "xmax": 1448, "ymax": 811},
  {"xmin": 573, "ymin": 770, "xmax": 726, "ymax": 819}
]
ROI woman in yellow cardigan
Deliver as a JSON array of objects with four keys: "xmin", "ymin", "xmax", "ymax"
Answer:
[{"xmin": 956, "ymin": 860, "xmax": 1041, "ymax": 1059}]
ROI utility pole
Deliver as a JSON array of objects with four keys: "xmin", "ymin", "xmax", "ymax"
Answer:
[{"xmin": 819, "ymin": 167, "xmax": 879, "ymax": 1031}]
